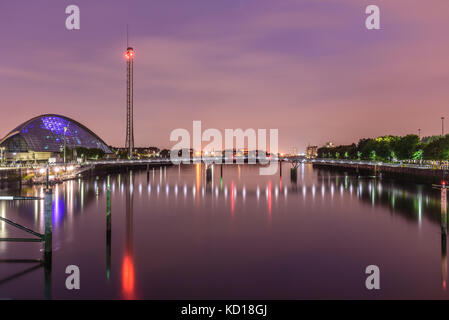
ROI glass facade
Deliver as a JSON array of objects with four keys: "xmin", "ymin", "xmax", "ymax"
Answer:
[{"xmin": 0, "ymin": 115, "xmax": 112, "ymax": 153}]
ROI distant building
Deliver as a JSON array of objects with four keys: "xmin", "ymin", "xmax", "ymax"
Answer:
[
  {"xmin": 306, "ymin": 145, "xmax": 318, "ymax": 159},
  {"xmin": 325, "ymin": 141, "xmax": 334, "ymax": 148},
  {"xmin": 292, "ymin": 148, "xmax": 298, "ymax": 156}
]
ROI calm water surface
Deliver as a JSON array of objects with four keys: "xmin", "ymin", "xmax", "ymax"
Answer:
[{"xmin": 0, "ymin": 163, "xmax": 448, "ymax": 299}]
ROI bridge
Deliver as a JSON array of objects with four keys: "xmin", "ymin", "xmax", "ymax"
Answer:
[
  {"xmin": 2, "ymin": 157, "xmax": 448, "ymax": 185},
  {"xmin": 0, "ymin": 156, "xmax": 298, "ymax": 185}
]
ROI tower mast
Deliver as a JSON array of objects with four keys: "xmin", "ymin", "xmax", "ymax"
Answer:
[{"xmin": 125, "ymin": 27, "xmax": 134, "ymax": 158}]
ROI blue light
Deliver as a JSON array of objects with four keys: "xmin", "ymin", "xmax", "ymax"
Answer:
[{"xmin": 42, "ymin": 117, "xmax": 69, "ymax": 135}]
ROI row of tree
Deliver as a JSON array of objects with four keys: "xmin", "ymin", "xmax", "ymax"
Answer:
[
  {"xmin": 317, "ymin": 134, "xmax": 449, "ymax": 161},
  {"xmin": 114, "ymin": 148, "xmax": 171, "ymax": 160}
]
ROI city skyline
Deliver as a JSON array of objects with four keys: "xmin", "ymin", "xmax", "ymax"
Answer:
[{"xmin": 1, "ymin": 1, "xmax": 449, "ymax": 152}]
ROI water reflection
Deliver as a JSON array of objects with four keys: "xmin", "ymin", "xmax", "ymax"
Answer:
[
  {"xmin": 1, "ymin": 163, "xmax": 449, "ymax": 299},
  {"xmin": 122, "ymin": 171, "xmax": 136, "ymax": 300},
  {"xmin": 442, "ymin": 188, "xmax": 447, "ymax": 291},
  {"xmin": 2, "ymin": 165, "xmax": 447, "ymax": 234},
  {"xmin": 106, "ymin": 176, "xmax": 111, "ymax": 282}
]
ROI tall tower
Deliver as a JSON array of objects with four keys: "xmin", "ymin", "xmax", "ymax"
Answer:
[{"xmin": 125, "ymin": 46, "xmax": 135, "ymax": 158}]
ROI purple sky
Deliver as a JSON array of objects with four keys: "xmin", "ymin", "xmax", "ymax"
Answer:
[{"xmin": 1, "ymin": 0, "xmax": 449, "ymax": 152}]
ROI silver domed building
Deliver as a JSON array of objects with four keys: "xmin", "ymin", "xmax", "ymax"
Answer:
[{"xmin": 0, "ymin": 114, "xmax": 112, "ymax": 162}]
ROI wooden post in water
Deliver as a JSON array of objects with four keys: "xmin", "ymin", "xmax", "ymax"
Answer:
[
  {"xmin": 106, "ymin": 175, "xmax": 111, "ymax": 281},
  {"xmin": 206, "ymin": 165, "xmax": 212, "ymax": 183},
  {"xmin": 280, "ymin": 160, "xmax": 282, "ymax": 177},
  {"xmin": 44, "ymin": 188, "xmax": 53, "ymax": 299},
  {"xmin": 44, "ymin": 189, "xmax": 53, "ymax": 253},
  {"xmin": 441, "ymin": 187, "xmax": 447, "ymax": 290},
  {"xmin": 44, "ymin": 249, "xmax": 52, "ymax": 300},
  {"xmin": 290, "ymin": 167, "xmax": 297, "ymax": 183},
  {"xmin": 442, "ymin": 187, "xmax": 447, "ymax": 236},
  {"xmin": 46, "ymin": 164, "xmax": 49, "ymax": 189},
  {"xmin": 146, "ymin": 164, "xmax": 150, "ymax": 182}
]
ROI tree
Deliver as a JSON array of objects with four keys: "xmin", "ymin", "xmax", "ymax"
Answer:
[
  {"xmin": 412, "ymin": 150, "xmax": 423, "ymax": 160},
  {"xmin": 423, "ymin": 135, "xmax": 449, "ymax": 160},
  {"xmin": 393, "ymin": 135, "xmax": 419, "ymax": 160},
  {"xmin": 159, "ymin": 149, "xmax": 171, "ymax": 158}
]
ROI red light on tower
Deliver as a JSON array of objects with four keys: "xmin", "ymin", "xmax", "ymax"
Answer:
[{"xmin": 124, "ymin": 47, "xmax": 134, "ymax": 60}]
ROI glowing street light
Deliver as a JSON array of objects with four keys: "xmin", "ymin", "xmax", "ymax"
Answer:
[
  {"xmin": 0, "ymin": 147, "xmax": 5, "ymax": 165},
  {"xmin": 442, "ymin": 117, "xmax": 445, "ymax": 136},
  {"xmin": 64, "ymin": 127, "xmax": 68, "ymax": 164}
]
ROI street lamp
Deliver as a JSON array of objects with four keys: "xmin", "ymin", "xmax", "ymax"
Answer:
[
  {"xmin": 0, "ymin": 147, "xmax": 4, "ymax": 165},
  {"xmin": 63, "ymin": 127, "xmax": 68, "ymax": 164},
  {"xmin": 442, "ymin": 117, "xmax": 445, "ymax": 136}
]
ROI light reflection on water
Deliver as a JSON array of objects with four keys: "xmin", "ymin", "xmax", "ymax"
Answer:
[{"xmin": 0, "ymin": 163, "xmax": 448, "ymax": 299}]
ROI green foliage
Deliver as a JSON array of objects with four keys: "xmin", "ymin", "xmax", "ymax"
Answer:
[
  {"xmin": 412, "ymin": 149, "xmax": 423, "ymax": 160},
  {"xmin": 422, "ymin": 135, "xmax": 449, "ymax": 160},
  {"xmin": 392, "ymin": 134, "xmax": 419, "ymax": 160},
  {"xmin": 318, "ymin": 134, "xmax": 448, "ymax": 161}
]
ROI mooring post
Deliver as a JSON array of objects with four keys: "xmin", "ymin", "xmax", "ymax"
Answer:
[
  {"xmin": 442, "ymin": 187, "xmax": 447, "ymax": 236},
  {"xmin": 46, "ymin": 164, "xmax": 49, "ymax": 189},
  {"xmin": 44, "ymin": 249, "xmax": 52, "ymax": 300},
  {"xmin": 291, "ymin": 167, "xmax": 297, "ymax": 183},
  {"xmin": 441, "ymin": 187, "xmax": 448, "ymax": 292},
  {"xmin": 44, "ymin": 188, "xmax": 53, "ymax": 253},
  {"xmin": 106, "ymin": 175, "xmax": 111, "ymax": 281},
  {"xmin": 206, "ymin": 165, "xmax": 212, "ymax": 182},
  {"xmin": 280, "ymin": 160, "xmax": 282, "ymax": 177},
  {"xmin": 43, "ymin": 186, "xmax": 53, "ymax": 299},
  {"xmin": 146, "ymin": 163, "xmax": 150, "ymax": 181}
]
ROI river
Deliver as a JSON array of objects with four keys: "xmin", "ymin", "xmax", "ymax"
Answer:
[{"xmin": 0, "ymin": 163, "xmax": 447, "ymax": 299}]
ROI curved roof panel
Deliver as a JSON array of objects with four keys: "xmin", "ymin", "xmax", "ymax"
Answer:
[{"xmin": 0, "ymin": 114, "xmax": 112, "ymax": 153}]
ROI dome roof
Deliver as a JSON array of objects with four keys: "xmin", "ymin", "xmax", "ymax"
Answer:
[{"xmin": 0, "ymin": 114, "xmax": 112, "ymax": 153}]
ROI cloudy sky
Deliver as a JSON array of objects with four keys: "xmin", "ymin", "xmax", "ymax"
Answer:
[{"xmin": 1, "ymin": 0, "xmax": 448, "ymax": 152}]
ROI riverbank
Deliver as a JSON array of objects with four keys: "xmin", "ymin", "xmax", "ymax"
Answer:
[
  {"xmin": 312, "ymin": 159, "xmax": 448, "ymax": 183},
  {"xmin": 0, "ymin": 162, "xmax": 171, "ymax": 189}
]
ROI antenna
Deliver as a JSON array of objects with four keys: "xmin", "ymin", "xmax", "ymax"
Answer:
[{"xmin": 126, "ymin": 24, "xmax": 129, "ymax": 47}]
